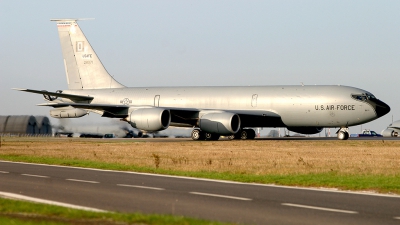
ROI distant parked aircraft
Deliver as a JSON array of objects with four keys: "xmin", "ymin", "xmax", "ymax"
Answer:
[
  {"xmin": 53, "ymin": 119, "xmax": 142, "ymax": 138},
  {"xmin": 382, "ymin": 120, "xmax": 400, "ymax": 137},
  {"xmin": 15, "ymin": 19, "xmax": 390, "ymax": 140}
]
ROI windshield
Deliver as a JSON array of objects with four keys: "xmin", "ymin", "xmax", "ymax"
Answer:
[
  {"xmin": 352, "ymin": 94, "xmax": 367, "ymax": 101},
  {"xmin": 352, "ymin": 93, "xmax": 376, "ymax": 101},
  {"xmin": 366, "ymin": 94, "xmax": 376, "ymax": 100}
]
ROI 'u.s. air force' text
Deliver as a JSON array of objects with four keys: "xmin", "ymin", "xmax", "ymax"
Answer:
[{"xmin": 315, "ymin": 105, "xmax": 355, "ymax": 110}]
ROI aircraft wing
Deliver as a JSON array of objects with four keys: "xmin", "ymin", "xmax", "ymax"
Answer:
[
  {"xmin": 38, "ymin": 102, "xmax": 282, "ymax": 126},
  {"xmin": 38, "ymin": 102, "xmax": 129, "ymax": 118},
  {"xmin": 14, "ymin": 88, "xmax": 93, "ymax": 102},
  {"xmin": 37, "ymin": 103, "xmax": 200, "ymax": 120},
  {"xmin": 167, "ymin": 107, "xmax": 283, "ymax": 127}
]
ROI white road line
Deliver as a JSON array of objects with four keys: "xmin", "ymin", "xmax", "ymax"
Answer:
[
  {"xmin": 0, "ymin": 191, "xmax": 106, "ymax": 212},
  {"xmin": 117, "ymin": 184, "xmax": 165, "ymax": 190},
  {"xmin": 22, "ymin": 174, "xmax": 49, "ymax": 178},
  {"xmin": 2, "ymin": 160, "xmax": 400, "ymax": 199},
  {"xmin": 0, "ymin": 171, "xmax": 9, "ymax": 173},
  {"xmin": 394, "ymin": 217, "xmax": 400, "ymax": 220},
  {"xmin": 282, "ymin": 203, "xmax": 358, "ymax": 214},
  {"xmin": 66, "ymin": 179, "xmax": 99, "ymax": 184},
  {"xmin": 190, "ymin": 192, "xmax": 252, "ymax": 201}
]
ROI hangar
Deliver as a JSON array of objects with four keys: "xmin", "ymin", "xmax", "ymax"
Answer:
[{"xmin": 0, "ymin": 115, "xmax": 52, "ymax": 135}]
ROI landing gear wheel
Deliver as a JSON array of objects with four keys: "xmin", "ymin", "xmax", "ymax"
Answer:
[
  {"xmin": 337, "ymin": 131, "xmax": 349, "ymax": 140},
  {"xmin": 246, "ymin": 129, "xmax": 256, "ymax": 139},
  {"xmin": 191, "ymin": 129, "xmax": 205, "ymax": 140},
  {"xmin": 205, "ymin": 133, "xmax": 220, "ymax": 140},
  {"xmin": 233, "ymin": 131, "xmax": 242, "ymax": 139},
  {"xmin": 236, "ymin": 129, "xmax": 256, "ymax": 140},
  {"xmin": 240, "ymin": 130, "xmax": 248, "ymax": 140}
]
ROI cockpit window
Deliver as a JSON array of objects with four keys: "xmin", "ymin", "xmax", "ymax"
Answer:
[
  {"xmin": 352, "ymin": 93, "xmax": 377, "ymax": 101},
  {"xmin": 352, "ymin": 94, "xmax": 367, "ymax": 101},
  {"xmin": 366, "ymin": 94, "xmax": 376, "ymax": 100}
]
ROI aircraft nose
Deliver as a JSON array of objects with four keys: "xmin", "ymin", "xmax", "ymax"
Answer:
[{"xmin": 375, "ymin": 99, "xmax": 390, "ymax": 118}]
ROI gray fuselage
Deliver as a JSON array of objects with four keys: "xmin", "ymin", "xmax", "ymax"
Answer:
[{"xmin": 63, "ymin": 85, "xmax": 379, "ymax": 128}]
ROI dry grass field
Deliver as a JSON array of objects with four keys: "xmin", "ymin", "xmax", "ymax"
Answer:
[{"xmin": 1, "ymin": 137, "xmax": 399, "ymax": 176}]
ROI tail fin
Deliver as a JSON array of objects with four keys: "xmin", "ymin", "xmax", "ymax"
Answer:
[{"xmin": 51, "ymin": 19, "xmax": 125, "ymax": 89}]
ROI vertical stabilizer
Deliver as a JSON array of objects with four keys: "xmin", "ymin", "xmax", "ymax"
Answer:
[{"xmin": 51, "ymin": 19, "xmax": 125, "ymax": 89}]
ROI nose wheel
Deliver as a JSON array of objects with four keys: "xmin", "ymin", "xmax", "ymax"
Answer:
[{"xmin": 337, "ymin": 128, "xmax": 349, "ymax": 140}]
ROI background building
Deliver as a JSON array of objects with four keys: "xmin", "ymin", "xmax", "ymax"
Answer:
[{"xmin": 0, "ymin": 115, "xmax": 52, "ymax": 136}]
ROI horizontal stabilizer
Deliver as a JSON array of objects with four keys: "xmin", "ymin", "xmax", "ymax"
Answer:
[{"xmin": 14, "ymin": 88, "xmax": 94, "ymax": 102}]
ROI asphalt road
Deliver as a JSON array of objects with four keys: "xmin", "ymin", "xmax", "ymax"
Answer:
[{"xmin": 0, "ymin": 161, "xmax": 399, "ymax": 225}]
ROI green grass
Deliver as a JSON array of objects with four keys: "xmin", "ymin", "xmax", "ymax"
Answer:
[
  {"xmin": 1, "ymin": 155, "xmax": 400, "ymax": 194},
  {"xmin": 0, "ymin": 216, "xmax": 68, "ymax": 225},
  {"xmin": 0, "ymin": 198, "xmax": 230, "ymax": 225}
]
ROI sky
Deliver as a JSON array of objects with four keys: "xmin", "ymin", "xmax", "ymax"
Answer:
[{"xmin": 1, "ymin": 0, "xmax": 400, "ymax": 135}]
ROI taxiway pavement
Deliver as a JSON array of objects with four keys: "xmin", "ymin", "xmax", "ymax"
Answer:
[{"xmin": 1, "ymin": 161, "xmax": 399, "ymax": 225}]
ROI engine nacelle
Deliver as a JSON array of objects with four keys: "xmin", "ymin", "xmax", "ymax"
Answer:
[
  {"xmin": 199, "ymin": 112, "xmax": 240, "ymax": 135},
  {"xmin": 50, "ymin": 108, "xmax": 87, "ymax": 118},
  {"xmin": 382, "ymin": 129, "xmax": 398, "ymax": 137},
  {"xmin": 127, "ymin": 108, "xmax": 171, "ymax": 131},
  {"xmin": 287, "ymin": 127, "xmax": 323, "ymax": 135}
]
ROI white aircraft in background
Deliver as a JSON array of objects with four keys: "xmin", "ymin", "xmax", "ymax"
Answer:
[
  {"xmin": 53, "ymin": 118, "xmax": 142, "ymax": 138},
  {"xmin": 15, "ymin": 19, "xmax": 390, "ymax": 140},
  {"xmin": 382, "ymin": 120, "xmax": 400, "ymax": 137}
]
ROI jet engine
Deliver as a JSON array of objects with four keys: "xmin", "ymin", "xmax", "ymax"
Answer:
[
  {"xmin": 287, "ymin": 127, "xmax": 323, "ymax": 135},
  {"xmin": 382, "ymin": 129, "xmax": 398, "ymax": 137},
  {"xmin": 50, "ymin": 108, "xmax": 88, "ymax": 118},
  {"xmin": 199, "ymin": 112, "xmax": 240, "ymax": 135},
  {"xmin": 127, "ymin": 108, "xmax": 171, "ymax": 131}
]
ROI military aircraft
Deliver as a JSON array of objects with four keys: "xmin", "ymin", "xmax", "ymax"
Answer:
[
  {"xmin": 382, "ymin": 120, "xmax": 400, "ymax": 137},
  {"xmin": 15, "ymin": 19, "xmax": 390, "ymax": 140}
]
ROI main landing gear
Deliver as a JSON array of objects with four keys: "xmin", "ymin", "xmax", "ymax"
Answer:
[
  {"xmin": 191, "ymin": 128, "xmax": 256, "ymax": 141},
  {"xmin": 337, "ymin": 128, "xmax": 349, "ymax": 140},
  {"xmin": 191, "ymin": 129, "xmax": 220, "ymax": 141},
  {"xmin": 228, "ymin": 129, "xmax": 256, "ymax": 140}
]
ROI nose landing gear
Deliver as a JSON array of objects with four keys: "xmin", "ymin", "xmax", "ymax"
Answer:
[{"xmin": 337, "ymin": 128, "xmax": 349, "ymax": 140}]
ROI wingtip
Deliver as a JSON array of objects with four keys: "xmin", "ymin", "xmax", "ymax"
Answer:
[
  {"xmin": 37, "ymin": 103, "xmax": 56, "ymax": 106},
  {"xmin": 12, "ymin": 88, "xmax": 28, "ymax": 91}
]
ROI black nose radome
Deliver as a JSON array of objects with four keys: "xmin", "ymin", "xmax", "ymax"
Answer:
[{"xmin": 375, "ymin": 100, "xmax": 391, "ymax": 118}]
